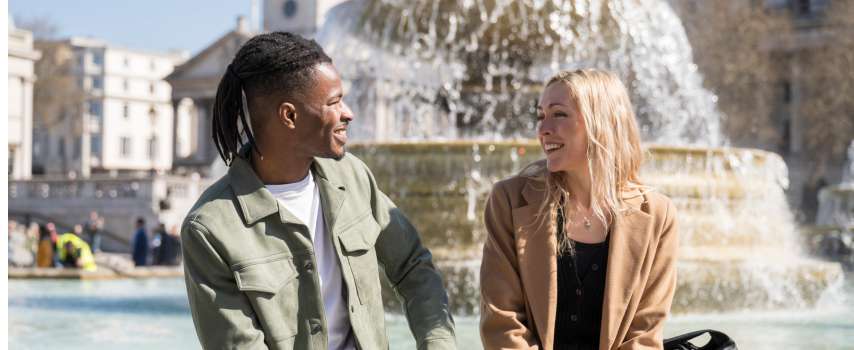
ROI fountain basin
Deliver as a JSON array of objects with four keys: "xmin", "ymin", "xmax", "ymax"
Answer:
[{"xmin": 349, "ymin": 141, "xmax": 844, "ymax": 314}]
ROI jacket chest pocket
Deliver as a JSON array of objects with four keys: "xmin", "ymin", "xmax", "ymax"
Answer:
[
  {"xmin": 338, "ymin": 217, "xmax": 382, "ymax": 305},
  {"xmin": 233, "ymin": 255, "xmax": 300, "ymax": 342}
]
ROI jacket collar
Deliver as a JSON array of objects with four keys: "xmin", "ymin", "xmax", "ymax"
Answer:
[
  {"xmin": 511, "ymin": 167, "xmax": 653, "ymax": 350},
  {"xmin": 228, "ymin": 153, "xmax": 279, "ymax": 226},
  {"xmin": 227, "ymin": 148, "xmax": 347, "ymax": 228}
]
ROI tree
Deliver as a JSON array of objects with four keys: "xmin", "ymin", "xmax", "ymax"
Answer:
[
  {"xmin": 797, "ymin": 0, "xmax": 854, "ymax": 180},
  {"xmin": 17, "ymin": 16, "xmax": 85, "ymax": 174},
  {"xmin": 670, "ymin": 0, "xmax": 794, "ymax": 151}
]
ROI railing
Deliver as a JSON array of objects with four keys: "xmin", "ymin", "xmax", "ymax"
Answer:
[{"xmin": 8, "ymin": 174, "xmax": 211, "ymax": 252}]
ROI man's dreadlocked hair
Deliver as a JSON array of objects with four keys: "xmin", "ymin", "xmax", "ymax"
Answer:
[{"xmin": 212, "ymin": 32, "xmax": 332, "ymax": 165}]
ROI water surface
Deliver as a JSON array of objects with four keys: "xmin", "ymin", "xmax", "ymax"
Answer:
[{"xmin": 9, "ymin": 277, "xmax": 852, "ymax": 349}]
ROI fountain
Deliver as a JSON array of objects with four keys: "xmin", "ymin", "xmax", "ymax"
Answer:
[
  {"xmin": 5, "ymin": 2, "xmax": 851, "ymax": 349},
  {"xmin": 817, "ymin": 141, "xmax": 854, "ymax": 231},
  {"xmin": 315, "ymin": 0, "xmax": 844, "ymax": 316}
]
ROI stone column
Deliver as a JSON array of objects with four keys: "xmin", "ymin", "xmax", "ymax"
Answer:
[
  {"xmin": 171, "ymin": 98, "xmax": 180, "ymax": 163},
  {"xmin": 198, "ymin": 98, "xmax": 215, "ymax": 164}
]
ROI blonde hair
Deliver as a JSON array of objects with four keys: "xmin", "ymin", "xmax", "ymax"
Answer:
[{"xmin": 528, "ymin": 68, "xmax": 645, "ymax": 254}]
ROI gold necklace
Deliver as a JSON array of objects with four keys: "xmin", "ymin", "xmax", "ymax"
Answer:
[
  {"xmin": 582, "ymin": 215, "xmax": 592, "ymax": 230},
  {"xmin": 563, "ymin": 193, "xmax": 593, "ymax": 231},
  {"xmin": 568, "ymin": 201, "xmax": 593, "ymax": 231}
]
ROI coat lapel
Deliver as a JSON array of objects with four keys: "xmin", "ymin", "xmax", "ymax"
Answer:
[
  {"xmin": 600, "ymin": 190, "xmax": 652, "ymax": 350},
  {"xmin": 512, "ymin": 179, "xmax": 557, "ymax": 350},
  {"xmin": 510, "ymin": 176, "xmax": 654, "ymax": 350}
]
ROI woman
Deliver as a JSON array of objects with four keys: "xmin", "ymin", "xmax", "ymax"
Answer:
[{"xmin": 480, "ymin": 69, "xmax": 678, "ymax": 350}]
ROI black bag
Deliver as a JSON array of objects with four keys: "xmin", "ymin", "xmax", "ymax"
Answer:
[{"xmin": 663, "ymin": 329, "xmax": 737, "ymax": 350}]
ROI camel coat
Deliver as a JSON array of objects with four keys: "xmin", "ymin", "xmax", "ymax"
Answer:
[{"xmin": 480, "ymin": 164, "xmax": 678, "ymax": 350}]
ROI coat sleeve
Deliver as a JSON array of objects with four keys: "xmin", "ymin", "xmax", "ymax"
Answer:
[
  {"xmin": 618, "ymin": 199, "xmax": 679, "ymax": 350},
  {"xmin": 362, "ymin": 162, "xmax": 457, "ymax": 350},
  {"xmin": 480, "ymin": 182, "xmax": 540, "ymax": 349},
  {"xmin": 181, "ymin": 219, "xmax": 268, "ymax": 350}
]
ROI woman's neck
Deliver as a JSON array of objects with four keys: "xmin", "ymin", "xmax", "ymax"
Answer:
[{"xmin": 562, "ymin": 170, "xmax": 592, "ymax": 209}]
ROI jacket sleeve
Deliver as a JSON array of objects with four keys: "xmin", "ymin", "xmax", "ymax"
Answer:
[
  {"xmin": 181, "ymin": 219, "xmax": 268, "ymax": 350},
  {"xmin": 480, "ymin": 182, "xmax": 540, "ymax": 349},
  {"xmin": 362, "ymin": 163, "xmax": 457, "ymax": 350},
  {"xmin": 618, "ymin": 199, "xmax": 679, "ymax": 350}
]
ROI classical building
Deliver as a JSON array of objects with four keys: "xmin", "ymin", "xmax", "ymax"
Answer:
[
  {"xmin": 32, "ymin": 37, "xmax": 187, "ymax": 177},
  {"xmin": 8, "ymin": 20, "xmax": 41, "ymax": 180},
  {"xmin": 166, "ymin": 16, "xmax": 254, "ymax": 177},
  {"xmin": 263, "ymin": 0, "xmax": 349, "ymax": 37}
]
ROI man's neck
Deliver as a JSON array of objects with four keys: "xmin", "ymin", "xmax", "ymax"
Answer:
[{"xmin": 252, "ymin": 151, "xmax": 314, "ymax": 185}]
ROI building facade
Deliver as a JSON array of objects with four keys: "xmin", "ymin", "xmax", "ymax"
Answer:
[
  {"xmin": 671, "ymin": 0, "xmax": 853, "ymax": 221},
  {"xmin": 33, "ymin": 37, "xmax": 187, "ymax": 177},
  {"xmin": 8, "ymin": 21, "xmax": 41, "ymax": 180},
  {"xmin": 263, "ymin": 0, "xmax": 348, "ymax": 37},
  {"xmin": 167, "ymin": 17, "xmax": 254, "ymax": 177}
]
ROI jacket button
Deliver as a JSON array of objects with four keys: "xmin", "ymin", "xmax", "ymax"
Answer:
[
  {"xmin": 310, "ymin": 319, "xmax": 322, "ymax": 334},
  {"xmin": 576, "ymin": 288, "xmax": 582, "ymax": 296},
  {"xmin": 570, "ymin": 314, "xmax": 578, "ymax": 322},
  {"xmin": 591, "ymin": 263, "xmax": 599, "ymax": 271},
  {"xmin": 304, "ymin": 261, "xmax": 314, "ymax": 273}
]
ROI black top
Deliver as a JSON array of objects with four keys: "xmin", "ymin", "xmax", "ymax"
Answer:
[{"xmin": 554, "ymin": 209, "xmax": 610, "ymax": 350}]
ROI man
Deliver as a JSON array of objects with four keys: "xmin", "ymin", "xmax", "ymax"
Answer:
[
  {"xmin": 132, "ymin": 218, "xmax": 148, "ymax": 266},
  {"xmin": 56, "ymin": 232, "xmax": 97, "ymax": 271},
  {"xmin": 152, "ymin": 223, "xmax": 181, "ymax": 266},
  {"xmin": 83, "ymin": 211, "xmax": 103, "ymax": 253},
  {"xmin": 181, "ymin": 32, "xmax": 456, "ymax": 350}
]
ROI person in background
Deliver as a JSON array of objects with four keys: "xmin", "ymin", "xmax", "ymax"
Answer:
[
  {"xmin": 36, "ymin": 223, "xmax": 59, "ymax": 267},
  {"xmin": 56, "ymin": 232, "xmax": 97, "ymax": 271},
  {"xmin": 132, "ymin": 218, "xmax": 148, "ymax": 267},
  {"xmin": 8, "ymin": 220, "xmax": 35, "ymax": 267},
  {"xmin": 152, "ymin": 223, "xmax": 181, "ymax": 266},
  {"xmin": 83, "ymin": 211, "xmax": 104, "ymax": 253}
]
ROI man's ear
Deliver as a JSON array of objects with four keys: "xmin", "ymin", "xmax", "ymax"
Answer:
[{"xmin": 278, "ymin": 102, "xmax": 297, "ymax": 129}]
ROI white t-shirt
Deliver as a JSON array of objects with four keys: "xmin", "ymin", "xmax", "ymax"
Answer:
[{"xmin": 266, "ymin": 172, "xmax": 355, "ymax": 350}]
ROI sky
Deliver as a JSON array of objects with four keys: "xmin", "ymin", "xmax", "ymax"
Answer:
[{"xmin": 9, "ymin": 0, "xmax": 258, "ymax": 55}]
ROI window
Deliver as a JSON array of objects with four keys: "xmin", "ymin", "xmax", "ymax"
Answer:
[
  {"xmin": 9, "ymin": 147, "xmax": 15, "ymax": 175},
  {"xmin": 781, "ymin": 118, "xmax": 791, "ymax": 153},
  {"xmin": 149, "ymin": 59, "xmax": 157, "ymax": 71},
  {"xmin": 92, "ymin": 77, "xmax": 103, "ymax": 90},
  {"xmin": 92, "ymin": 52, "xmax": 103, "ymax": 66},
  {"xmin": 149, "ymin": 106, "xmax": 158, "ymax": 124},
  {"xmin": 91, "ymin": 134, "xmax": 102, "ymax": 155},
  {"xmin": 73, "ymin": 138, "xmax": 81, "ymax": 158},
  {"xmin": 88, "ymin": 101, "xmax": 103, "ymax": 116},
  {"xmin": 283, "ymin": 0, "xmax": 298, "ymax": 17},
  {"xmin": 123, "ymin": 79, "xmax": 130, "ymax": 91},
  {"xmin": 149, "ymin": 82, "xmax": 156, "ymax": 94},
  {"xmin": 764, "ymin": 0, "xmax": 789, "ymax": 10},
  {"xmin": 780, "ymin": 80, "xmax": 792, "ymax": 104},
  {"xmin": 796, "ymin": 0, "xmax": 812, "ymax": 15},
  {"xmin": 123, "ymin": 103, "xmax": 130, "ymax": 118},
  {"xmin": 148, "ymin": 136, "xmax": 159, "ymax": 160},
  {"xmin": 58, "ymin": 137, "xmax": 65, "ymax": 157},
  {"xmin": 124, "ymin": 56, "xmax": 130, "ymax": 67},
  {"xmin": 120, "ymin": 137, "xmax": 132, "ymax": 157}
]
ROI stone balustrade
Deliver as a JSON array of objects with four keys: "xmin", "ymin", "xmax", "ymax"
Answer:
[{"xmin": 8, "ymin": 174, "xmax": 211, "ymax": 252}]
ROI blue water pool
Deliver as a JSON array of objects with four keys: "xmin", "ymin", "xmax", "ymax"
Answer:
[{"xmin": 9, "ymin": 276, "xmax": 853, "ymax": 349}]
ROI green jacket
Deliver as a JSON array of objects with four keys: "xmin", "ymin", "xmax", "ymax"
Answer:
[{"xmin": 181, "ymin": 152, "xmax": 456, "ymax": 350}]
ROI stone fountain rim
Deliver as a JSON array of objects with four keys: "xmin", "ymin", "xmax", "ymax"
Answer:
[{"xmin": 349, "ymin": 140, "xmax": 780, "ymax": 158}]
